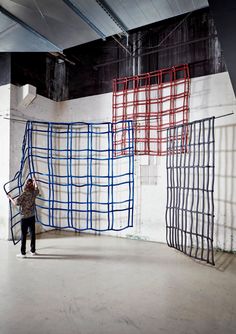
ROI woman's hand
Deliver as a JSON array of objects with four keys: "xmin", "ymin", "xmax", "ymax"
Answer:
[
  {"xmin": 7, "ymin": 194, "xmax": 17, "ymax": 206},
  {"xmin": 32, "ymin": 176, "xmax": 38, "ymax": 189}
]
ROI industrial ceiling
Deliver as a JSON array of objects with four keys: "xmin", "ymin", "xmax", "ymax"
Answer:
[{"xmin": 0, "ymin": 0, "xmax": 209, "ymax": 52}]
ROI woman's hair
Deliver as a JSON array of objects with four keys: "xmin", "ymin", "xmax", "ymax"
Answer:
[{"xmin": 24, "ymin": 178, "xmax": 34, "ymax": 191}]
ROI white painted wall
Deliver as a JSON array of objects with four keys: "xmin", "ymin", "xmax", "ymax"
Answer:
[
  {"xmin": 60, "ymin": 93, "xmax": 112, "ymax": 123},
  {"xmin": 1, "ymin": 71, "xmax": 235, "ymax": 251},
  {"xmin": 0, "ymin": 84, "xmax": 11, "ymax": 239},
  {"xmin": 189, "ymin": 72, "xmax": 236, "ymax": 251}
]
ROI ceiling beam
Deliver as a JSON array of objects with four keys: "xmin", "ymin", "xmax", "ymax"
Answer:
[
  {"xmin": 0, "ymin": 5, "xmax": 61, "ymax": 51},
  {"xmin": 63, "ymin": 0, "xmax": 106, "ymax": 41},
  {"xmin": 95, "ymin": 0, "xmax": 129, "ymax": 38}
]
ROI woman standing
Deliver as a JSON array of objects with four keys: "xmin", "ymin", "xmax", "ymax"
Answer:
[{"xmin": 8, "ymin": 177, "xmax": 39, "ymax": 258}]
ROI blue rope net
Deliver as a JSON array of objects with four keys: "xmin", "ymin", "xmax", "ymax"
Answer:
[{"xmin": 4, "ymin": 120, "xmax": 134, "ymax": 244}]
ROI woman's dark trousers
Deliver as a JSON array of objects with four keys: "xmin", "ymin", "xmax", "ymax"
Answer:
[{"xmin": 21, "ymin": 216, "xmax": 36, "ymax": 255}]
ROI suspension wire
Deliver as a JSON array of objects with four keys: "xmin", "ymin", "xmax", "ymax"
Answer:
[
  {"xmin": 1, "ymin": 112, "xmax": 234, "ymax": 125},
  {"xmin": 1, "ymin": 116, "xmax": 111, "ymax": 124},
  {"xmin": 132, "ymin": 11, "xmax": 193, "ymax": 56},
  {"xmin": 214, "ymin": 112, "xmax": 234, "ymax": 120},
  {"xmin": 113, "ymin": 113, "xmax": 234, "ymax": 127},
  {"xmin": 2, "ymin": 117, "xmax": 29, "ymax": 124}
]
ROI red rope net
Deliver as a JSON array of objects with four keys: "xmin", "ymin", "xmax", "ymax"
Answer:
[{"xmin": 112, "ymin": 64, "xmax": 190, "ymax": 155}]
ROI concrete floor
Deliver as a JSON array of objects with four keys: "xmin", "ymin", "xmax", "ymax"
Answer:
[{"xmin": 0, "ymin": 232, "xmax": 235, "ymax": 334}]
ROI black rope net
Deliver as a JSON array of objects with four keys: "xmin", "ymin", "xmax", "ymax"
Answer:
[{"xmin": 166, "ymin": 117, "xmax": 215, "ymax": 265}]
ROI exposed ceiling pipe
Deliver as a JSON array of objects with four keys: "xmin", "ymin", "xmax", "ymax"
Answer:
[
  {"xmin": 94, "ymin": 35, "xmax": 217, "ymax": 69},
  {"xmin": 62, "ymin": 0, "xmax": 106, "ymax": 41},
  {"xmin": 49, "ymin": 52, "xmax": 76, "ymax": 66},
  {"xmin": 0, "ymin": 5, "xmax": 62, "ymax": 51},
  {"xmin": 112, "ymin": 36, "xmax": 131, "ymax": 55}
]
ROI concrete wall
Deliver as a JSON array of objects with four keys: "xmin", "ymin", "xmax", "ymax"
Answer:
[
  {"xmin": 0, "ymin": 84, "xmax": 11, "ymax": 239},
  {"xmin": 189, "ymin": 72, "xmax": 236, "ymax": 251},
  {"xmin": 1, "ymin": 71, "xmax": 235, "ymax": 251}
]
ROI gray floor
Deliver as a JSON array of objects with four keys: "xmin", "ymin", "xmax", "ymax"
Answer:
[{"xmin": 0, "ymin": 232, "xmax": 235, "ymax": 334}]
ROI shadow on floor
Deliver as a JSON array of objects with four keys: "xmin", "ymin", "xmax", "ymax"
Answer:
[
  {"xmin": 214, "ymin": 251, "xmax": 236, "ymax": 272},
  {"xmin": 36, "ymin": 230, "xmax": 85, "ymax": 239}
]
